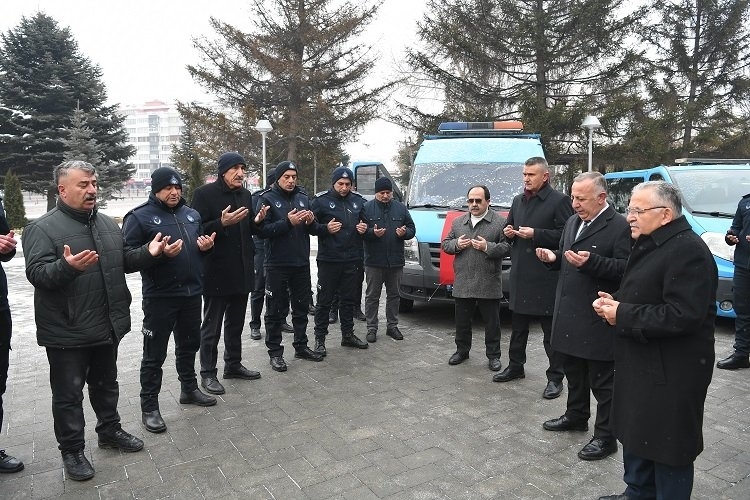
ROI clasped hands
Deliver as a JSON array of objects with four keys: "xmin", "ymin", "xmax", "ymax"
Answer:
[{"xmin": 456, "ymin": 234, "xmax": 488, "ymax": 252}]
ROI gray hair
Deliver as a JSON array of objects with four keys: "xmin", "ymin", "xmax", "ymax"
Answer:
[
  {"xmin": 573, "ymin": 171, "xmax": 607, "ymax": 195},
  {"xmin": 54, "ymin": 160, "xmax": 97, "ymax": 185},
  {"xmin": 525, "ymin": 156, "xmax": 549, "ymax": 171},
  {"xmin": 633, "ymin": 181, "xmax": 682, "ymax": 213}
]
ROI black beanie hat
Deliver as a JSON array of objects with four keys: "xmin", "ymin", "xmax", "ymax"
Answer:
[
  {"xmin": 151, "ymin": 167, "xmax": 182, "ymax": 193},
  {"xmin": 265, "ymin": 169, "xmax": 277, "ymax": 187},
  {"xmin": 331, "ymin": 166, "xmax": 353, "ymax": 184},
  {"xmin": 217, "ymin": 152, "xmax": 246, "ymax": 176},
  {"xmin": 375, "ymin": 177, "xmax": 393, "ymax": 193},
  {"xmin": 275, "ymin": 160, "xmax": 297, "ymax": 181}
]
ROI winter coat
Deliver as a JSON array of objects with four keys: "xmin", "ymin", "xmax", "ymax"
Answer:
[
  {"xmin": 191, "ymin": 178, "xmax": 257, "ymax": 296},
  {"xmin": 441, "ymin": 210, "xmax": 510, "ymax": 299},
  {"xmin": 726, "ymin": 193, "xmax": 750, "ymax": 270},
  {"xmin": 23, "ymin": 201, "xmax": 154, "ymax": 347},
  {"xmin": 122, "ymin": 194, "xmax": 207, "ymax": 297},
  {"xmin": 506, "ymin": 183, "xmax": 574, "ymax": 315},
  {"xmin": 361, "ymin": 198, "xmax": 416, "ymax": 268},
  {"xmin": 612, "ymin": 215, "xmax": 716, "ymax": 466},
  {"xmin": 0, "ymin": 199, "xmax": 14, "ymax": 312},
  {"xmin": 311, "ymin": 189, "xmax": 366, "ymax": 263},
  {"xmin": 548, "ymin": 206, "xmax": 631, "ymax": 360}
]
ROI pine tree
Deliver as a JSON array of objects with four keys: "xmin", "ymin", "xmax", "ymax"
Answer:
[
  {"xmin": 185, "ymin": 157, "xmax": 204, "ymax": 204},
  {"xmin": 0, "ymin": 13, "xmax": 135, "ymax": 210},
  {"xmin": 2, "ymin": 169, "xmax": 26, "ymax": 229}
]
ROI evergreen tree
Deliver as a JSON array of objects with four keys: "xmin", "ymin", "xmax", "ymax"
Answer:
[
  {"xmin": 0, "ymin": 13, "xmax": 135, "ymax": 210},
  {"xmin": 2, "ymin": 169, "xmax": 26, "ymax": 229},
  {"xmin": 185, "ymin": 157, "xmax": 204, "ymax": 204}
]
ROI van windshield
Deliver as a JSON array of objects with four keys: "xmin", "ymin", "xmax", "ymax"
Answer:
[
  {"xmin": 672, "ymin": 168, "xmax": 750, "ymax": 215},
  {"xmin": 408, "ymin": 162, "xmax": 522, "ymax": 208}
]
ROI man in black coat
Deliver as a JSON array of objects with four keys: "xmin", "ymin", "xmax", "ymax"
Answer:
[
  {"xmin": 191, "ymin": 152, "xmax": 267, "ymax": 395},
  {"xmin": 536, "ymin": 172, "xmax": 630, "ymax": 461},
  {"xmin": 594, "ymin": 181, "xmax": 716, "ymax": 500},
  {"xmin": 494, "ymin": 157, "xmax": 574, "ymax": 400}
]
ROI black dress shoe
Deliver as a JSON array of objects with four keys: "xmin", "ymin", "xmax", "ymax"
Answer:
[
  {"xmin": 448, "ymin": 351, "xmax": 469, "ymax": 365},
  {"xmin": 598, "ymin": 494, "xmax": 630, "ymax": 499},
  {"xmin": 314, "ymin": 337, "xmax": 327, "ymax": 356},
  {"xmin": 62, "ymin": 449, "xmax": 94, "ymax": 481},
  {"xmin": 341, "ymin": 334, "xmax": 369, "ymax": 349},
  {"xmin": 492, "ymin": 365, "xmax": 525, "ymax": 382},
  {"xmin": 717, "ymin": 352, "xmax": 750, "ymax": 370},
  {"xmin": 543, "ymin": 380, "xmax": 563, "ymax": 399},
  {"xmin": 0, "ymin": 450, "xmax": 24, "ymax": 473},
  {"xmin": 282, "ymin": 322, "xmax": 294, "ymax": 333},
  {"xmin": 179, "ymin": 389, "xmax": 217, "ymax": 407},
  {"xmin": 98, "ymin": 427, "xmax": 144, "ymax": 452},
  {"xmin": 578, "ymin": 437, "xmax": 618, "ymax": 461},
  {"xmin": 295, "ymin": 346, "xmax": 324, "ymax": 361},
  {"xmin": 270, "ymin": 356, "xmax": 288, "ymax": 372},
  {"xmin": 543, "ymin": 415, "xmax": 588, "ymax": 432},
  {"xmin": 201, "ymin": 376, "xmax": 225, "ymax": 395},
  {"xmin": 224, "ymin": 365, "xmax": 261, "ymax": 380},
  {"xmin": 329, "ymin": 310, "xmax": 338, "ymax": 324},
  {"xmin": 142, "ymin": 410, "xmax": 167, "ymax": 433},
  {"xmin": 308, "ymin": 304, "xmax": 317, "ymax": 315},
  {"xmin": 488, "ymin": 358, "xmax": 502, "ymax": 371},
  {"xmin": 366, "ymin": 330, "xmax": 376, "ymax": 342},
  {"xmin": 250, "ymin": 327, "xmax": 262, "ymax": 340},
  {"xmin": 386, "ymin": 327, "xmax": 404, "ymax": 340},
  {"xmin": 354, "ymin": 308, "xmax": 366, "ymax": 321}
]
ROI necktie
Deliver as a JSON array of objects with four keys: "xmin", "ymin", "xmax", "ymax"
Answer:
[{"xmin": 576, "ymin": 220, "xmax": 590, "ymax": 239}]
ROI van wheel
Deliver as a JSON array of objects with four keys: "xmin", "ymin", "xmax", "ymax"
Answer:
[{"xmin": 399, "ymin": 298, "xmax": 414, "ymax": 313}]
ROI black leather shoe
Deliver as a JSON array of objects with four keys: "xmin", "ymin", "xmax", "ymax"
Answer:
[
  {"xmin": 578, "ymin": 437, "xmax": 618, "ymax": 461},
  {"xmin": 543, "ymin": 380, "xmax": 564, "ymax": 399},
  {"xmin": 97, "ymin": 427, "xmax": 144, "ymax": 452},
  {"xmin": 386, "ymin": 327, "xmax": 404, "ymax": 340},
  {"xmin": 295, "ymin": 347, "xmax": 324, "ymax": 361},
  {"xmin": 62, "ymin": 449, "xmax": 94, "ymax": 481},
  {"xmin": 224, "ymin": 365, "xmax": 261, "ymax": 380},
  {"xmin": 717, "ymin": 352, "xmax": 750, "ymax": 370},
  {"xmin": 488, "ymin": 358, "xmax": 502, "ymax": 371},
  {"xmin": 282, "ymin": 321, "xmax": 294, "ymax": 333},
  {"xmin": 0, "ymin": 450, "xmax": 24, "ymax": 473},
  {"xmin": 179, "ymin": 389, "xmax": 217, "ymax": 407},
  {"xmin": 314, "ymin": 337, "xmax": 327, "ymax": 356},
  {"xmin": 341, "ymin": 334, "xmax": 369, "ymax": 349},
  {"xmin": 598, "ymin": 494, "xmax": 630, "ymax": 499},
  {"xmin": 354, "ymin": 308, "xmax": 366, "ymax": 321},
  {"xmin": 250, "ymin": 327, "xmax": 262, "ymax": 340},
  {"xmin": 366, "ymin": 330, "xmax": 376, "ymax": 342},
  {"xmin": 543, "ymin": 415, "xmax": 588, "ymax": 432},
  {"xmin": 201, "ymin": 376, "xmax": 225, "ymax": 395},
  {"xmin": 329, "ymin": 310, "xmax": 338, "ymax": 324},
  {"xmin": 448, "ymin": 351, "xmax": 469, "ymax": 365},
  {"xmin": 270, "ymin": 356, "xmax": 288, "ymax": 371},
  {"xmin": 142, "ymin": 410, "xmax": 167, "ymax": 434},
  {"xmin": 492, "ymin": 365, "xmax": 525, "ymax": 382},
  {"xmin": 308, "ymin": 304, "xmax": 316, "ymax": 315}
]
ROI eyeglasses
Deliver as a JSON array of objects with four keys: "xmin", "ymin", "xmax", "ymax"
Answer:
[
  {"xmin": 467, "ymin": 198, "xmax": 485, "ymax": 204},
  {"xmin": 624, "ymin": 206, "xmax": 666, "ymax": 215}
]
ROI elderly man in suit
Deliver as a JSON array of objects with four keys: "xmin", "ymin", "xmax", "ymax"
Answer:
[
  {"xmin": 536, "ymin": 172, "xmax": 631, "ymax": 461},
  {"xmin": 442, "ymin": 185, "xmax": 511, "ymax": 372}
]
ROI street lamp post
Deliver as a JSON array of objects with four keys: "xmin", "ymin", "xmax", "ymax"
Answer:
[
  {"xmin": 255, "ymin": 119, "xmax": 273, "ymax": 187},
  {"xmin": 581, "ymin": 115, "xmax": 601, "ymax": 172}
]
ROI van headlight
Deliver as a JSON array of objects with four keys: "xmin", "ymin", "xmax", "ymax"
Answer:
[
  {"xmin": 404, "ymin": 237, "xmax": 419, "ymax": 264},
  {"xmin": 701, "ymin": 232, "xmax": 735, "ymax": 262}
]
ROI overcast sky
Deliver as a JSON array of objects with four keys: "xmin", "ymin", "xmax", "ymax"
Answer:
[{"xmin": 0, "ymin": 0, "xmax": 426, "ymax": 164}]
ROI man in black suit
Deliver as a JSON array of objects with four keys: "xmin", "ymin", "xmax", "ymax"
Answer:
[{"xmin": 536, "ymin": 172, "xmax": 631, "ymax": 460}]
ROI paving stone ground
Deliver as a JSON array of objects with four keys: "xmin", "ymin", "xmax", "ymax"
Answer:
[{"xmin": 0, "ymin": 201, "xmax": 748, "ymax": 499}]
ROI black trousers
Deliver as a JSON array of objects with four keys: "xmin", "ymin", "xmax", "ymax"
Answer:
[
  {"xmin": 265, "ymin": 265, "xmax": 311, "ymax": 357},
  {"xmin": 249, "ymin": 247, "xmax": 266, "ymax": 329},
  {"xmin": 140, "ymin": 295, "xmax": 201, "ymax": 412},
  {"xmin": 733, "ymin": 265, "xmax": 750, "ymax": 355},
  {"xmin": 314, "ymin": 260, "xmax": 358, "ymax": 338},
  {"xmin": 508, "ymin": 312, "xmax": 564, "ymax": 383},
  {"xmin": 454, "ymin": 297, "xmax": 501, "ymax": 359},
  {"xmin": 199, "ymin": 294, "xmax": 248, "ymax": 379},
  {"xmin": 623, "ymin": 449, "xmax": 694, "ymax": 499},
  {"xmin": 562, "ymin": 353, "xmax": 614, "ymax": 438},
  {"xmin": 0, "ymin": 309, "xmax": 10, "ymax": 431},
  {"xmin": 46, "ymin": 343, "xmax": 120, "ymax": 452}
]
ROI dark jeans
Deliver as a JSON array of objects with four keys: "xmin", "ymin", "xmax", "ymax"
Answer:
[
  {"xmin": 623, "ymin": 449, "xmax": 694, "ymax": 500},
  {"xmin": 0, "ymin": 309, "xmax": 10, "ymax": 431},
  {"xmin": 508, "ymin": 312, "xmax": 564, "ymax": 383},
  {"xmin": 454, "ymin": 297, "xmax": 501, "ymax": 359},
  {"xmin": 733, "ymin": 266, "xmax": 750, "ymax": 355},
  {"xmin": 265, "ymin": 265, "xmax": 312, "ymax": 357},
  {"xmin": 365, "ymin": 266, "xmax": 402, "ymax": 332},
  {"xmin": 249, "ymin": 247, "xmax": 266, "ymax": 329},
  {"xmin": 314, "ymin": 260, "xmax": 358, "ymax": 338},
  {"xmin": 140, "ymin": 295, "xmax": 201, "ymax": 412},
  {"xmin": 46, "ymin": 343, "xmax": 121, "ymax": 452},
  {"xmin": 199, "ymin": 294, "xmax": 249, "ymax": 379},
  {"xmin": 562, "ymin": 354, "xmax": 614, "ymax": 439}
]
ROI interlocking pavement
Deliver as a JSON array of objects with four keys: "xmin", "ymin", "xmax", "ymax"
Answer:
[{"xmin": 0, "ymin": 240, "xmax": 749, "ymax": 499}]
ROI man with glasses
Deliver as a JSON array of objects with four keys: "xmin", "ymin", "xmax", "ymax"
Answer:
[
  {"xmin": 442, "ymin": 185, "xmax": 510, "ymax": 371},
  {"xmin": 594, "ymin": 181, "xmax": 716, "ymax": 500}
]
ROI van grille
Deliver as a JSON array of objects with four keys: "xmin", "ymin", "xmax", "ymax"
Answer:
[{"xmin": 428, "ymin": 243, "xmax": 441, "ymax": 269}]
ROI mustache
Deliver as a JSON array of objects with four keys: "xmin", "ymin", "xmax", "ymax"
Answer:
[{"xmin": 85, "ymin": 195, "xmax": 96, "ymax": 201}]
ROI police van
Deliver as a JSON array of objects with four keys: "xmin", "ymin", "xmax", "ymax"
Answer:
[{"xmin": 604, "ymin": 159, "xmax": 750, "ymax": 318}]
